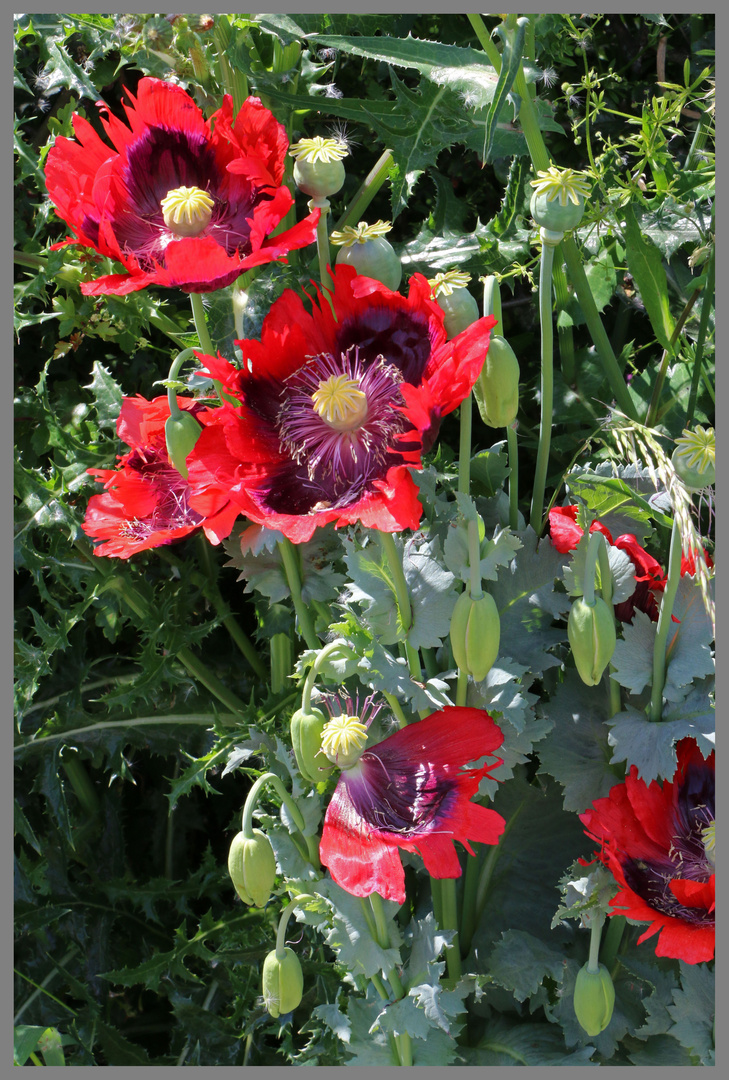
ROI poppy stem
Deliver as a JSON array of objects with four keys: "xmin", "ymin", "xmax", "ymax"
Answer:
[
  {"xmin": 377, "ymin": 531, "xmax": 423, "ymax": 691},
  {"xmin": 301, "ymin": 639, "xmax": 355, "ymax": 713},
  {"xmin": 189, "ymin": 291, "xmax": 215, "ymax": 356},
  {"xmin": 332, "ymin": 148, "xmax": 394, "ymax": 233},
  {"xmin": 278, "ymin": 538, "xmax": 320, "ymax": 651},
  {"xmin": 309, "ymin": 195, "xmax": 333, "ymax": 291},
  {"xmin": 599, "ymin": 915, "xmax": 626, "ymax": 975},
  {"xmin": 458, "ymin": 391, "xmax": 472, "ymax": 496},
  {"xmin": 529, "ymin": 234, "xmax": 556, "ymax": 535},
  {"xmin": 507, "ymin": 422, "xmax": 519, "ymax": 531},
  {"xmin": 596, "ymin": 539, "xmax": 622, "ymax": 718},
  {"xmin": 649, "ymin": 517, "xmax": 683, "ymax": 721},
  {"xmin": 440, "ymin": 879, "xmax": 463, "ymax": 982},
  {"xmin": 274, "ymin": 893, "xmax": 316, "ymax": 958}
]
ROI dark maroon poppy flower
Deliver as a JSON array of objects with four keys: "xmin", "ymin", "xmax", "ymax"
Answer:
[
  {"xmin": 580, "ymin": 739, "xmax": 715, "ymax": 964},
  {"xmin": 83, "ymin": 395, "xmax": 240, "ymax": 557},
  {"xmin": 548, "ymin": 505, "xmax": 666, "ymax": 622},
  {"xmin": 45, "ymin": 78, "xmax": 319, "ymax": 295},
  {"xmin": 318, "ymin": 705, "xmax": 505, "ymax": 903},
  {"xmin": 194, "ymin": 264, "xmax": 497, "ymax": 543}
]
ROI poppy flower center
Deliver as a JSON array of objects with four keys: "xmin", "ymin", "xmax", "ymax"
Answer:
[
  {"xmin": 160, "ymin": 185, "xmax": 214, "ymax": 237},
  {"xmin": 311, "ymin": 375, "xmax": 369, "ymax": 431},
  {"xmin": 321, "ymin": 714, "xmax": 369, "ymax": 769}
]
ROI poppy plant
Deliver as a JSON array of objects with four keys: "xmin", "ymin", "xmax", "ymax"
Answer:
[
  {"xmin": 83, "ymin": 395, "xmax": 240, "ymax": 557},
  {"xmin": 318, "ymin": 703, "xmax": 505, "ymax": 904},
  {"xmin": 194, "ymin": 264, "xmax": 497, "ymax": 543},
  {"xmin": 580, "ymin": 738, "xmax": 715, "ymax": 964},
  {"xmin": 44, "ymin": 77, "xmax": 319, "ymax": 295}
]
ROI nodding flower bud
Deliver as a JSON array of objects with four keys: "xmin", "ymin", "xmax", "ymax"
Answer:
[
  {"xmin": 529, "ymin": 166, "xmax": 590, "ymax": 234},
  {"xmin": 672, "ymin": 425, "xmax": 715, "ymax": 490},
  {"xmin": 449, "ymin": 589, "xmax": 501, "ymax": 682},
  {"xmin": 290, "ymin": 706, "xmax": 329, "ymax": 784},
  {"xmin": 289, "ymin": 136, "xmax": 348, "ymax": 199},
  {"xmin": 262, "ymin": 947, "xmax": 304, "ymax": 1018},
  {"xmin": 227, "ymin": 829, "xmax": 277, "ymax": 907},
  {"xmin": 573, "ymin": 962, "xmax": 616, "ymax": 1037},
  {"xmin": 428, "ymin": 270, "xmax": 480, "ymax": 339},
  {"xmin": 330, "ymin": 221, "xmax": 402, "ymax": 291},
  {"xmin": 567, "ymin": 596, "xmax": 617, "ymax": 687},
  {"xmin": 164, "ymin": 409, "xmax": 201, "ymax": 479},
  {"xmin": 473, "ymin": 334, "xmax": 520, "ymax": 429}
]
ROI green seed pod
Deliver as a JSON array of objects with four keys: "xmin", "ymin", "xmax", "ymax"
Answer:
[
  {"xmin": 530, "ymin": 189, "xmax": 585, "ymax": 233},
  {"xmin": 473, "ymin": 334, "xmax": 520, "ymax": 428},
  {"xmin": 227, "ymin": 829, "xmax": 277, "ymax": 907},
  {"xmin": 436, "ymin": 286, "xmax": 481, "ymax": 340},
  {"xmin": 672, "ymin": 444, "xmax": 715, "ymax": 490},
  {"xmin": 450, "ymin": 589, "xmax": 501, "ymax": 682},
  {"xmin": 143, "ymin": 15, "xmax": 174, "ymax": 48},
  {"xmin": 567, "ymin": 597, "xmax": 616, "ymax": 687},
  {"xmin": 290, "ymin": 706, "xmax": 329, "ymax": 784},
  {"xmin": 573, "ymin": 962, "xmax": 616, "ymax": 1037},
  {"xmin": 262, "ymin": 947, "xmax": 304, "ymax": 1017},
  {"xmin": 164, "ymin": 409, "xmax": 201, "ymax": 479},
  {"xmin": 292, "ymin": 157, "xmax": 345, "ymax": 199},
  {"xmin": 335, "ymin": 236, "xmax": 402, "ymax": 291}
]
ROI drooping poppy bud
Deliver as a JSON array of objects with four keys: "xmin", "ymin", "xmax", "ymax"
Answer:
[
  {"xmin": 473, "ymin": 334, "xmax": 520, "ymax": 428},
  {"xmin": 330, "ymin": 221, "xmax": 402, "ymax": 291},
  {"xmin": 164, "ymin": 409, "xmax": 202, "ymax": 479},
  {"xmin": 227, "ymin": 829, "xmax": 277, "ymax": 907},
  {"xmin": 290, "ymin": 706, "xmax": 329, "ymax": 784},
  {"xmin": 573, "ymin": 961, "xmax": 615, "ymax": 1037},
  {"xmin": 567, "ymin": 596, "xmax": 617, "ymax": 686},
  {"xmin": 262, "ymin": 947, "xmax": 304, "ymax": 1017},
  {"xmin": 449, "ymin": 589, "xmax": 501, "ymax": 681}
]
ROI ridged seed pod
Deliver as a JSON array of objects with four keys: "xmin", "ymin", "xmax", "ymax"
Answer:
[
  {"xmin": 450, "ymin": 589, "xmax": 501, "ymax": 681},
  {"xmin": 473, "ymin": 334, "xmax": 520, "ymax": 428},
  {"xmin": 227, "ymin": 829, "xmax": 277, "ymax": 907},
  {"xmin": 567, "ymin": 597, "xmax": 616, "ymax": 687},
  {"xmin": 290, "ymin": 706, "xmax": 329, "ymax": 784},
  {"xmin": 573, "ymin": 962, "xmax": 616, "ymax": 1037},
  {"xmin": 262, "ymin": 947, "xmax": 304, "ymax": 1017}
]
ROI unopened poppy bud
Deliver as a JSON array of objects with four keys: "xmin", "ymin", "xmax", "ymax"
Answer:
[
  {"xmin": 290, "ymin": 706, "xmax": 329, "ymax": 784},
  {"xmin": 567, "ymin": 596, "xmax": 616, "ymax": 686},
  {"xmin": 262, "ymin": 947, "xmax": 304, "ymax": 1017},
  {"xmin": 289, "ymin": 137, "xmax": 348, "ymax": 199},
  {"xmin": 164, "ymin": 409, "xmax": 201, "ymax": 478},
  {"xmin": 474, "ymin": 334, "xmax": 520, "ymax": 428},
  {"xmin": 227, "ymin": 829, "xmax": 277, "ymax": 907},
  {"xmin": 573, "ymin": 961, "xmax": 615, "ymax": 1037},
  {"xmin": 331, "ymin": 221, "xmax": 402, "ymax": 291},
  {"xmin": 450, "ymin": 589, "xmax": 501, "ymax": 681}
]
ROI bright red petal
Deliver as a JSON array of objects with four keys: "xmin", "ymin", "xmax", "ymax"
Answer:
[{"xmin": 320, "ymin": 781, "xmax": 407, "ymax": 903}]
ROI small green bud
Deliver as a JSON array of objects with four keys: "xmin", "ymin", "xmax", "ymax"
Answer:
[
  {"xmin": 227, "ymin": 829, "xmax": 277, "ymax": 907},
  {"xmin": 262, "ymin": 947, "xmax": 304, "ymax": 1017},
  {"xmin": 573, "ymin": 962, "xmax": 615, "ymax": 1037},
  {"xmin": 450, "ymin": 589, "xmax": 501, "ymax": 682},
  {"xmin": 473, "ymin": 334, "xmax": 520, "ymax": 428},
  {"xmin": 567, "ymin": 597, "xmax": 616, "ymax": 686},
  {"xmin": 164, "ymin": 409, "xmax": 201, "ymax": 479},
  {"xmin": 290, "ymin": 706, "xmax": 329, "ymax": 784}
]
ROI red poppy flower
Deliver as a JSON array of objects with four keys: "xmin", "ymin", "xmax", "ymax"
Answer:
[
  {"xmin": 45, "ymin": 78, "xmax": 319, "ymax": 295},
  {"xmin": 83, "ymin": 395, "xmax": 240, "ymax": 557},
  {"xmin": 580, "ymin": 739, "xmax": 715, "ymax": 964},
  {"xmin": 548, "ymin": 506, "xmax": 666, "ymax": 622},
  {"xmin": 319, "ymin": 705, "xmax": 505, "ymax": 903},
  {"xmin": 192, "ymin": 264, "xmax": 497, "ymax": 543}
]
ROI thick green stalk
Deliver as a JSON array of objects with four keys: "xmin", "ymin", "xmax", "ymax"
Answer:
[
  {"xmin": 189, "ymin": 291, "xmax": 215, "ymax": 356},
  {"xmin": 529, "ymin": 238, "xmax": 556, "ymax": 534},
  {"xmin": 600, "ymin": 915, "xmax": 626, "ymax": 975},
  {"xmin": 458, "ymin": 393, "xmax": 473, "ymax": 496},
  {"xmin": 212, "ymin": 16, "xmax": 249, "ymax": 119},
  {"xmin": 278, "ymin": 538, "xmax": 320, "ymax": 651},
  {"xmin": 649, "ymin": 519, "xmax": 683, "ymax": 721},
  {"xmin": 466, "ymin": 14, "xmax": 502, "ymax": 69},
  {"xmin": 685, "ymin": 245, "xmax": 714, "ymax": 428},
  {"xmin": 561, "ymin": 239, "xmax": 638, "ymax": 419},
  {"xmin": 310, "ymin": 196, "xmax": 333, "ymax": 290},
  {"xmin": 333, "ymin": 149, "xmax": 395, "ymax": 233},
  {"xmin": 275, "ymin": 894, "xmax": 316, "ymax": 957},
  {"xmin": 586, "ymin": 912, "xmax": 605, "ymax": 973},
  {"xmin": 597, "ymin": 539, "xmax": 622, "ymax": 718},
  {"xmin": 440, "ymin": 878, "xmax": 462, "ymax": 982},
  {"xmin": 506, "ymin": 423, "xmax": 519, "ymax": 530},
  {"xmin": 378, "ymin": 531, "xmax": 422, "ymax": 687}
]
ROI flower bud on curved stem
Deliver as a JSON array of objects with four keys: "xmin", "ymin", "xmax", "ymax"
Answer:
[
  {"xmin": 164, "ymin": 348, "xmax": 201, "ymax": 478},
  {"xmin": 568, "ymin": 532, "xmax": 617, "ymax": 686},
  {"xmin": 261, "ymin": 893, "xmax": 317, "ymax": 1017}
]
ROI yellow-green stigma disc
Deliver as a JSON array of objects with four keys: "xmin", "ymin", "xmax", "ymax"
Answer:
[{"xmin": 160, "ymin": 185, "xmax": 214, "ymax": 237}]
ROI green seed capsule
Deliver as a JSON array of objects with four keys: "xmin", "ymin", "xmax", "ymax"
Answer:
[
  {"xmin": 290, "ymin": 706, "xmax": 329, "ymax": 784},
  {"xmin": 530, "ymin": 189, "xmax": 585, "ymax": 233},
  {"xmin": 567, "ymin": 597, "xmax": 616, "ymax": 687},
  {"xmin": 672, "ymin": 444, "xmax": 715, "ymax": 490},
  {"xmin": 292, "ymin": 157, "xmax": 345, "ymax": 199},
  {"xmin": 573, "ymin": 962, "xmax": 615, "ymax": 1037},
  {"xmin": 450, "ymin": 589, "xmax": 501, "ymax": 682},
  {"xmin": 335, "ymin": 236, "xmax": 402, "ymax": 291},
  {"xmin": 436, "ymin": 286, "xmax": 481, "ymax": 339},
  {"xmin": 164, "ymin": 409, "xmax": 201, "ymax": 479},
  {"xmin": 473, "ymin": 334, "xmax": 520, "ymax": 428},
  {"xmin": 227, "ymin": 830, "xmax": 277, "ymax": 907},
  {"xmin": 262, "ymin": 947, "xmax": 304, "ymax": 1017}
]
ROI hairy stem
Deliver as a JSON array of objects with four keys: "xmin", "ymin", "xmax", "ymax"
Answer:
[{"xmin": 649, "ymin": 518, "xmax": 683, "ymax": 722}]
